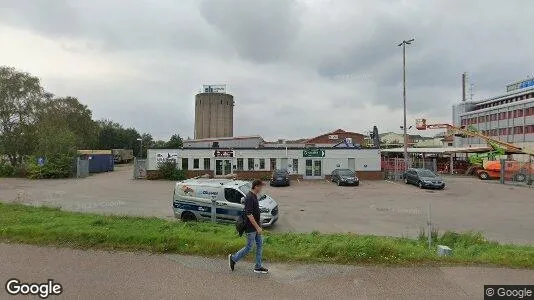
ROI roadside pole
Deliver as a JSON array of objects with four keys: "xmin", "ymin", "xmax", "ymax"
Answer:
[
  {"xmin": 499, "ymin": 158, "xmax": 505, "ymax": 184},
  {"xmin": 427, "ymin": 203, "xmax": 432, "ymax": 249},
  {"xmin": 211, "ymin": 196, "xmax": 217, "ymax": 223}
]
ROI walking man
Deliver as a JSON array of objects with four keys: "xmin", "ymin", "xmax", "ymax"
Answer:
[{"xmin": 228, "ymin": 179, "xmax": 269, "ymax": 274}]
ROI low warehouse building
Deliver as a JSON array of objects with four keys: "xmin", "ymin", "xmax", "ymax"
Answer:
[{"xmin": 146, "ymin": 147, "xmax": 382, "ymax": 180}]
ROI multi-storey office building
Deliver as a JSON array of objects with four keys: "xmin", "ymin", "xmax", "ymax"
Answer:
[{"xmin": 452, "ymin": 78, "xmax": 534, "ymax": 151}]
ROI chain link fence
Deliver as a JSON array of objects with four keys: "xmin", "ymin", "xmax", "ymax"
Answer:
[
  {"xmin": 133, "ymin": 158, "xmax": 147, "ymax": 179},
  {"xmin": 502, "ymin": 157, "xmax": 534, "ymax": 186}
]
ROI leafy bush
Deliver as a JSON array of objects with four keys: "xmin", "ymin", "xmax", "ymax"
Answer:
[
  {"xmin": 0, "ymin": 163, "xmax": 15, "ymax": 177},
  {"xmin": 157, "ymin": 161, "xmax": 186, "ymax": 181},
  {"xmin": 26, "ymin": 154, "xmax": 75, "ymax": 179}
]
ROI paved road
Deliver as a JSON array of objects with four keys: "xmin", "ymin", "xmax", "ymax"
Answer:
[
  {"xmin": 0, "ymin": 243, "xmax": 533, "ymax": 299},
  {"xmin": 1, "ymin": 165, "xmax": 534, "ymax": 244}
]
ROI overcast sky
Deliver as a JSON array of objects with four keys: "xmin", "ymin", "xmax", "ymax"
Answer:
[{"xmin": 1, "ymin": 0, "xmax": 533, "ymax": 140}]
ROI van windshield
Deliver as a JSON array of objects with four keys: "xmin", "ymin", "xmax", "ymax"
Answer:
[{"xmin": 238, "ymin": 183, "xmax": 267, "ymax": 201}]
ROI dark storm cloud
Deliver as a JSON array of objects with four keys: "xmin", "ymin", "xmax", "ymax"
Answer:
[
  {"xmin": 1, "ymin": 0, "xmax": 534, "ymax": 138},
  {"xmin": 199, "ymin": 0, "xmax": 300, "ymax": 63}
]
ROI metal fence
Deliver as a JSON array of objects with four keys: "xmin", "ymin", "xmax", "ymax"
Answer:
[
  {"xmin": 76, "ymin": 157, "xmax": 89, "ymax": 178},
  {"xmin": 133, "ymin": 158, "xmax": 147, "ymax": 179},
  {"xmin": 382, "ymin": 158, "xmax": 438, "ymax": 181},
  {"xmin": 411, "ymin": 158, "xmax": 437, "ymax": 172},
  {"xmin": 382, "ymin": 158, "xmax": 407, "ymax": 181},
  {"xmin": 502, "ymin": 158, "xmax": 534, "ymax": 187}
]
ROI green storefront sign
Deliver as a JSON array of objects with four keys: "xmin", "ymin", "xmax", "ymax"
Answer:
[{"xmin": 303, "ymin": 148, "xmax": 325, "ymax": 157}]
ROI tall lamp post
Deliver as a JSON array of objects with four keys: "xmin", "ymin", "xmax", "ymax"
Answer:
[
  {"xmin": 136, "ymin": 138, "xmax": 143, "ymax": 158},
  {"xmin": 398, "ymin": 38, "xmax": 414, "ymax": 170}
]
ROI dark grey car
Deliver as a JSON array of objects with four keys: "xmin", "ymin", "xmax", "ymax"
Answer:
[
  {"xmin": 270, "ymin": 169, "xmax": 290, "ymax": 187},
  {"xmin": 403, "ymin": 168, "xmax": 445, "ymax": 189},
  {"xmin": 331, "ymin": 169, "xmax": 359, "ymax": 186}
]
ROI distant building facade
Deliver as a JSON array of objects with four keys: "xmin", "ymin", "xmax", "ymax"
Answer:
[
  {"xmin": 452, "ymin": 78, "xmax": 534, "ymax": 149},
  {"xmin": 305, "ymin": 129, "xmax": 365, "ymax": 147},
  {"xmin": 194, "ymin": 85, "xmax": 234, "ymax": 139},
  {"xmin": 148, "ymin": 129, "xmax": 382, "ymax": 180}
]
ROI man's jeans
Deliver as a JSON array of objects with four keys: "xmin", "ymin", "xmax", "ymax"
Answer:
[{"xmin": 231, "ymin": 231, "xmax": 263, "ymax": 269}]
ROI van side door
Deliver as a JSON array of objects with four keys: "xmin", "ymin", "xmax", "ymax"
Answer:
[{"xmin": 223, "ymin": 188, "xmax": 246, "ymax": 221}]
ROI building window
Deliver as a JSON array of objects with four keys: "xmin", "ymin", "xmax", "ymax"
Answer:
[
  {"xmin": 182, "ymin": 158, "xmax": 188, "ymax": 170},
  {"xmin": 193, "ymin": 159, "xmax": 199, "ymax": 169},
  {"xmin": 237, "ymin": 158, "xmax": 244, "ymax": 171},
  {"xmin": 270, "ymin": 158, "xmax": 276, "ymax": 170},
  {"xmin": 259, "ymin": 159, "xmax": 265, "ymax": 170},
  {"xmin": 204, "ymin": 158, "xmax": 210, "ymax": 170},
  {"xmin": 293, "ymin": 159, "xmax": 298, "ymax": 173},
  {"xmin": 518, "ymin": 109, "xmax": 524, "ymax": 117},
  {"xmin": 248, "ymin": 158, "xmax": 254, "ymax": 170}
]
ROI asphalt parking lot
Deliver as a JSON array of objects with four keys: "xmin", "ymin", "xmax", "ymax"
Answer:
[{"xmin": 1, "ymin": 165, "xmax": 533, "ymax": 244}]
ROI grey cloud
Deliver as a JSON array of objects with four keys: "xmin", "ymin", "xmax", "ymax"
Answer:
[
  {"xmin": 199, "ymin": 0, "xmax": 300, "ymax": 63},
  {"xmin": 1, "ymin": 0, "xmax": 534, "ymax": 138},
  {"xmin": 0, "ymin": 0, "xmax": 224, "ymax": 54}
]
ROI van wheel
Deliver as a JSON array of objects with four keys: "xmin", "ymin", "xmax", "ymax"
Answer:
[{"xmin": 181, "ymin": 211, "xmax": 197, "ymax": 222}]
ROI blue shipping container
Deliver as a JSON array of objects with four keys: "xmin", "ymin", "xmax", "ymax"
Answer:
[{"xmin": 88, "ymin": 154, "xmax": 114, "ymax": 173}]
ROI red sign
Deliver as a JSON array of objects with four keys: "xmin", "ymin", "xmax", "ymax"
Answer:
[{"xmin": 214, "ymin": 150, "xmax": 234, "ymax": 158}]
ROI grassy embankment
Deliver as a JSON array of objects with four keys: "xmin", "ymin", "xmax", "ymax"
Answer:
[{"xmin": 0, "ymin": 203, "xmax": 532, "ymax": 268}]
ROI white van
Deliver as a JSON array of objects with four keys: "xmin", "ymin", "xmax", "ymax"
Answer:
[{"xmin": 172, "ymin": 179, "xmax": 279, "ymax": 227}]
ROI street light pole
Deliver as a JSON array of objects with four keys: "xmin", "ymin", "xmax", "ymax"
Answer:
[{"xmin": 398, "ymin": 38, "xmax": 414, "ymax": 170}]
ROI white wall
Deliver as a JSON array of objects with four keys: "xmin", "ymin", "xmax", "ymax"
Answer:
[{"xmin": 147, "ymin": 148, "xmax": 381, "ymax": 175}]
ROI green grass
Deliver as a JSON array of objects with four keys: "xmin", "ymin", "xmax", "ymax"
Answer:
[{"xmin": 0, "ymin": 203, "xmax": 533, "ymax": 268}]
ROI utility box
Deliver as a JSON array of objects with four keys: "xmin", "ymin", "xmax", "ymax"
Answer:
[{"xmin": 437, "ymin": 245, "xmax": 453, "ymax": 257}]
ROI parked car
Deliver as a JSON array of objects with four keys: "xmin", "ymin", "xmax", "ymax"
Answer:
[
  {"xmin": 331, "ymin": 169, "xmax": 359, "ymax": 186},
  {"xmin": 403, "ymin": 168, "xmax": 445, "ymax": 189},
  {"xmin": 270, "ymin": 169, "xmax": 290, "ymax": 187}
]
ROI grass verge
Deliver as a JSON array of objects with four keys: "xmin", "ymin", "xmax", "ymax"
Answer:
[{"xmin": 0, "ymin": 203, "xmax": 532, "ymax": 268}]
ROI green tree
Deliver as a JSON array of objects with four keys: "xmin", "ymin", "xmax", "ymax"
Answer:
[
  {"xmin": 96, "ymin": 120, "xmax": 141, "ymax": 154},
  {"xmin": 152, "ymin": 140, "xmax": 167, "ymax": 149},
  {"xmin": 0, "ymin": 66, "xmax": 43, "ymax": 166},
  {"xmin": 165, "ymin": 134, "xmax": 183, "ymax": 149},
  {"xmin": 139, "ymin": 133, "xmax": 153, "ymax": 158},
  {"xmin": 35, "ymin": 126, "xmax": 77, "ymax": 157},
  {"xmin": 36, "ymin": 96, "xmax": 98, "ymax": 150}
]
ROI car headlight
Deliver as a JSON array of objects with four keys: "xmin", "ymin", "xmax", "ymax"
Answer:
[
  {"xmin": 423, "ymin": 180, "xmax": 432, "ymax": 184},
  {"xmin": 260, "ymin": 207, "xmax": 270, "ymax": 213}
]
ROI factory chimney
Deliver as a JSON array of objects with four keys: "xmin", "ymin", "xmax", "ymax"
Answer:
[{"xmin": 462, "ymin": 72, "xmax": 467, "ymax": 102}]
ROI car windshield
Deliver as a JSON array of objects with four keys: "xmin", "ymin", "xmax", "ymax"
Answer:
[
  {"xmin": 418, "ymin": 170, "xmax": 436, "ymax": 177},
  {"xmin": 274, "ymin": 171, "xmax": 287, "ymax": 176},
  {"xmin": 337, "ymin": 169, "xmax": 354, "ymax": 176},
  {"xmin": 238, "ymin": 183, "xmax": 266, "ymax": 201}
]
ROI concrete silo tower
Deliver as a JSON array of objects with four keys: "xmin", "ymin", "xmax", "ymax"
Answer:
[{"xmin": 194, "ymin": 85, "xmax": 234, "ymax": 139}]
